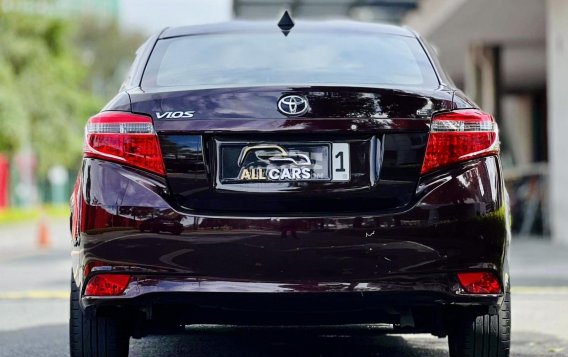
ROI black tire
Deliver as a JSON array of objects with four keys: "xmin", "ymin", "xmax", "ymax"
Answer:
[
  {"xmin": 448, "ymin": 291, "xmax": 511, "ymax": 357},
  {"xmin": 70, "ymin": 277, "xmax": 130, "ymax": 357}
]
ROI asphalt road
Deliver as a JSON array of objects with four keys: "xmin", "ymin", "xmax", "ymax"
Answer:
[{"xmin": 1, "ymin": 218, "xmax": 567, "ymax": 357}]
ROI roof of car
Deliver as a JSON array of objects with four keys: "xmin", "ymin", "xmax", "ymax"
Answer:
[{"xmin": 159, "ymin": 20, "xmax": 417, "ymax": 39}]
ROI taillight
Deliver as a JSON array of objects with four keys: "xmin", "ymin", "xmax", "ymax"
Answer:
[
  {"xmin": 84, "ymin": 111, "xmax": 165, "ymax": 175},
  {"xmin": 85, "ymin": 274, "xmax": 131, "ymax": 296},
  {"xmin": 457, "ymin": 271, "xmax": 501, "ymax": 294},
  {"xmin": 421, "ymin": 109, "xmax": 499, "ymax": 175}
]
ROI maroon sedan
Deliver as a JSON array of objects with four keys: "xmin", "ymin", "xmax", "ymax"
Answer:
[{"xmin": 70, "ymin": 19, "xmax": 510, "ymax": 357}]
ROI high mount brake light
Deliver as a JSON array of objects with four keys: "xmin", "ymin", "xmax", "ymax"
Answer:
[
  {"xmin": 421, "ymin": 109, "xmax": 499, "ymax": 175},
  {"xmin": 84, "ymin": 112, "xmax": 165, "ymax": 175}
]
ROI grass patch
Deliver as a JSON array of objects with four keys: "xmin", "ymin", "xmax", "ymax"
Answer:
[
  {"xmin": 0, "ymin": 205, "xmax": 69, "ymax": 225},
  {"xmin": 44, "ymin": 205, "xmax": 70, "ymax": 218}
]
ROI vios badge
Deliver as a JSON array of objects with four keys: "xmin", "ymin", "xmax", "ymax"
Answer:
[{"xmin": 278, "ymin": 95, "xmax": 309, "ymax": 116}]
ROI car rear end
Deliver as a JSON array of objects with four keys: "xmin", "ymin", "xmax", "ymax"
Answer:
[{"xmin": 70, "ymin": 21, "xmax": 510, "ymax": 357}]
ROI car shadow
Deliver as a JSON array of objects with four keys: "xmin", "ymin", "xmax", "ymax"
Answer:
[
  {"xmin": 131, "ymin": 326, "xmax": 450, "ymax": 357},
  {"xmin": 0, "ymin": 323, "xmax": 450, "ymax": 357}
]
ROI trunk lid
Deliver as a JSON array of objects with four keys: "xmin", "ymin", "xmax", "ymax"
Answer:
[{"xmin": 129, "ymin": 86, "xmax": 454, "ymax": 214}]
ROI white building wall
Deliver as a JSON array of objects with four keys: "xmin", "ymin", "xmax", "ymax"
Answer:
[
  {"xmin": 502, "ymin": 95, "xmax": 534, "ymax": 166},
  {"xmin": 547, "ymin": 0, "xmax": 568, "ymax": 245}
]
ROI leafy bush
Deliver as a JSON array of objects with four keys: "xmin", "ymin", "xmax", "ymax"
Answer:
[{"xmin": 0, "ymin": 12, "xmax": 144, "ymax": 175}]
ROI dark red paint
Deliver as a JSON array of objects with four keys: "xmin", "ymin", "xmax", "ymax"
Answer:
[{"xmin": 70, "ymin": 21, "xmax": 510, "ymax": 337}]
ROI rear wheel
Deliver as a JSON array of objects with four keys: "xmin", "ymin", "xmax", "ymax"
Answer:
[
  {"xmin": 70, "ymin": 277, "xmax": 130, "ymax": 357},
  {"xmin": 448, "ymin": 291, "xmax": 511, "ymax": 357}
]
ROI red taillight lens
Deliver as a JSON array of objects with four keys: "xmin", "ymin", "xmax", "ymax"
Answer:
[
  {"xmin": 457, "ymin": 272, "xmax": 501, "ymax": 294},
  {"xmin": 84, "ymin": 111, "xmax": 165, "ymax": 175},
  {"xmin": 85, "ymin": 274, "xmax": 131, "ymax": 296},
  {"xmin": 421, "ymin": 109, "xmax": 499, "ymax": 175}
]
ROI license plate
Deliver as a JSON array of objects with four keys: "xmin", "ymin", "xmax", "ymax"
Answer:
[{"xmin": 219, "ymin": 142, "xmax": 350, "ymax": 183}]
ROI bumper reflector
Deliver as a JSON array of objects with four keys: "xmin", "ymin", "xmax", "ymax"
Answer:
[
  {"xmin": 457, "ymin": 272, "xmax": 501, "ymax": 294},
  {"xmin": 85, "ymin": 274, "xmax": 131, "ymax": 296}
]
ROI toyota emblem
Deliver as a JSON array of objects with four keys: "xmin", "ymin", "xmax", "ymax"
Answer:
[{"xmin": 278, "ymin": 95, "xmax": 309, "ymax": 116}]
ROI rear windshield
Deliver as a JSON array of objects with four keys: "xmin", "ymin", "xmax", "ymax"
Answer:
[{"xmin": 142, "ymin": 32, "xmax": 439, "ymax": 89}]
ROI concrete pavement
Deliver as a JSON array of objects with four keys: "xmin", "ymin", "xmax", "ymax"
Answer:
[
  {"xmin": 0, "ymin": 218, "xmax": 567, "ymax": 356},
  {"xmin": 510, "ymin": 237, "xmax": 568, "ymax": 287},
  {"xmin": 0, "ymin": 217, "xmax": 69, "ymax": 261},
  {"xmin": 0, "ymin": 218, "xmax": 69, "ymax": 301}
]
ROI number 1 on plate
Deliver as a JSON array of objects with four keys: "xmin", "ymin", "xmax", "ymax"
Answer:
[{"xmin": 332, "ymin": 143, "xmax": 350, "ymax": 181}]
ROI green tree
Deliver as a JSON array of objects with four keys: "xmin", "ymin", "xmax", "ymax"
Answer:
[
  {"xmin": 0, "ymin": 13, "xmax": 102, "ymax": 174},
  {"xmin": 0, "ymin": 12, "xmax": 145, "ymax": 175}
]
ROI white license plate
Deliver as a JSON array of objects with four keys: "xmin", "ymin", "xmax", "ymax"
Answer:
[
  {"xmin": 220, "ymin": 142, "xmax": 350, "ymax": 182},
  {"xmin": 331, "ymin": 143, "xmax": 350, "ymax": 181}
]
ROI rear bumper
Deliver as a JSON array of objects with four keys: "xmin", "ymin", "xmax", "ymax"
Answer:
[
  {"xmin": 82, "ymin": 273, "xmax": 504, "ymax": 311},
  {"xmin": 72, "ymin": 155, "xmax": 510, "ymax": 319},
  {"xmin": 83, "ymin": 284, "xmax": 503, "ymax": 330}
]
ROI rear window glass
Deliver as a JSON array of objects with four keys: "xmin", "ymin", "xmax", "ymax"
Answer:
[{"xmin": 142, "ymin": 32, "xmax": 439, "ymax": 89}]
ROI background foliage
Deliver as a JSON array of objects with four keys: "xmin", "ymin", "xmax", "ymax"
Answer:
[{"xmin": 0, "ymin": 11, "xmax": 144, "ymax": 176}]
